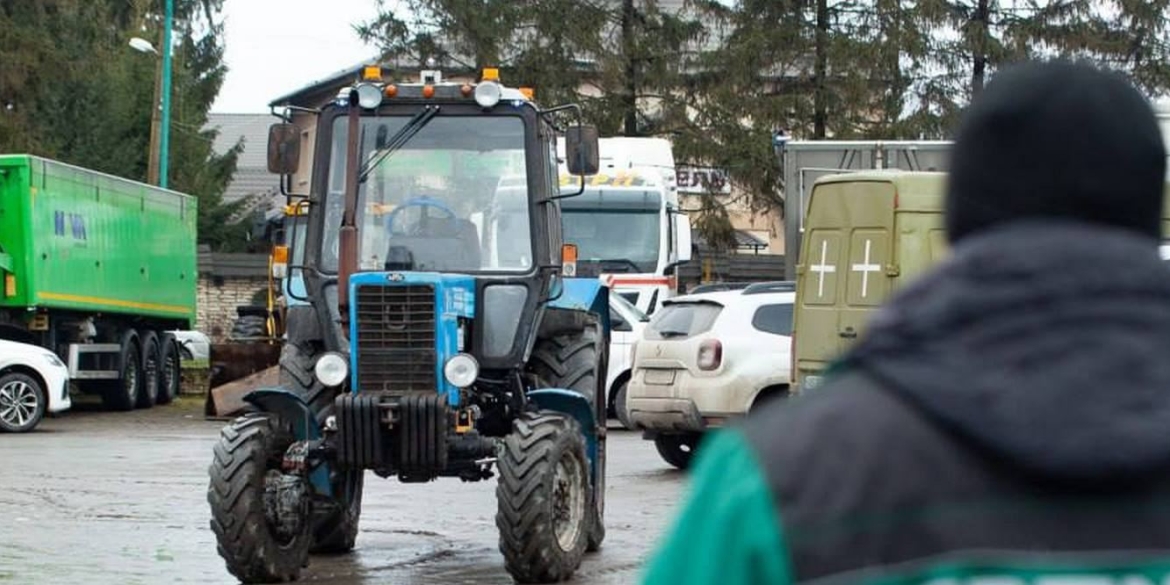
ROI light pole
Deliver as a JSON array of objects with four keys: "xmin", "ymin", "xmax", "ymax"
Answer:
[{"xmin": 128, "ymin": 0, "xmax": 173, "ymax": 189}]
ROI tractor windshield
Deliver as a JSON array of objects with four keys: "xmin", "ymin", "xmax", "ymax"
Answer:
[{"xmin": 319, "ymin": 114, "xmax": 531, "ymax": 273}]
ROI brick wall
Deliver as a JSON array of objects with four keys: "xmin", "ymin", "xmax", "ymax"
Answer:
[{"xmin": 197, "ymin": 274, "xmax": 269, "ymax": 343}]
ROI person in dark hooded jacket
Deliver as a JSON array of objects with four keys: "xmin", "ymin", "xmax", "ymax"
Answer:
[{"xmin": 642, "ymin": 59, "xmax": 1170, "ymax": 585}]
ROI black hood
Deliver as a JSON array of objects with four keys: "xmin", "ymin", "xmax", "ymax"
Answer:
[
  {"xmin": 842, "ymin": 220, "xmax": 1170, "ymax": 485},
  {"xmin": 946, "ymin": 60, "xmax": 1166, "ymax": 244}
]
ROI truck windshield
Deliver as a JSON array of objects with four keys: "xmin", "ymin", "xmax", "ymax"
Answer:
[
  {"xmin": 319, "ymin": 115, "xmax": 531, "ymax": 273},
  {"xmin": 562, "ymin": 209, "xmax": 659, "ymax": 273}
]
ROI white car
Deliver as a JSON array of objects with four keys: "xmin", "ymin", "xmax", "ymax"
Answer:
[
  {"xmin": 0, "ymin": 339, "xmax": 72, "ymax": 433},
  {"xmin": 606, "ymin": 292, "xmax": 649, "ymax": 429},
  {"xmin": 625, "ymin": 282, "xmax": 794, "ymax": 468},
  {"xmin": 169, "ymin": 330, "xmax": 211, "ymax": 361}
]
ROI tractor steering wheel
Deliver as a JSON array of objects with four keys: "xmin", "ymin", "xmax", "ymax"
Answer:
[{"xmin": 384, "ymin": 196, "xmax": 458, "ymax": 236}]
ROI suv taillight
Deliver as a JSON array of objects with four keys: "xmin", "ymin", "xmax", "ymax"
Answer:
[{"xmin": 697, "ymin": 339, "xmax": 722, "ymax": 371}]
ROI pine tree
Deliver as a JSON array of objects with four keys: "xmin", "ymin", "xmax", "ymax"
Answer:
[
  {"xmin": 903, "ymin": 1, "xmax": 1170, "ymax": 138},
  {"xmin": 0, "ymin": 0, "xmax": 247, "ymax": 251}
]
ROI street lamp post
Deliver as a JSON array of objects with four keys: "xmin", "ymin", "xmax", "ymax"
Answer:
[
  {"xmin": 129, "ymin": 0, "xmax": 173, "ymax": 189},
  {"xmin": 159, "ymin": 0, "xmax": 173, "ymax": 189}
]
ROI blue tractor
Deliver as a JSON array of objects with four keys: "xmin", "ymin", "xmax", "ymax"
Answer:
[{"xmin": 207, "ymin": 66, "xmax": 609, "ymax": 583}]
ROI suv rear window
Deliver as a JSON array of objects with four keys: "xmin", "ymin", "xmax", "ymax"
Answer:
[
  {"xmin": 646, "ymin": 302, "xmax": 722, "ymax": 340},
  {"xmin": 752, "ymin": 303, "xmax": 793, "ymax": 336}
]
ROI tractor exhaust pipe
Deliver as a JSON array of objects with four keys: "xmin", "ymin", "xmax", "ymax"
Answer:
[{"xmin": 338, "ymin": 90, "xmax": 362, "ymax": 331}]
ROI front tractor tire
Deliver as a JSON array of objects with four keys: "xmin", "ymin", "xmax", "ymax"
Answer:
[
  {"xmin": 208, "ymin": 413, "xmax": 311, "ymax": 583},
  {"xmin": 496, "ymin": 412, "xmax": 591, "ymax": 584}
]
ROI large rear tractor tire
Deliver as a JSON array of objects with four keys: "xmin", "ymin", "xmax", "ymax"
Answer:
[
  {"xmin": 310, "ymin": 469, "xmax": 363, "ymax": 554},
  {"xmin": 278, "ymin": 340, "xmax": 363, "ymax": 554},
  {"xmin": 278, "ymin": 341, "xmax": 335, "ymax": 424},
  {"xmin": 137, "ymin": 331, "xmax": 160, "ymax": 409},
  {"xmin": 496, "ymin": 412, "xmax": 591, "ymax": 583},
  {"xmin": 528, "ymin": 333, "xmax": 600, "ymax": 406},
  {"xmin": 208, "ymin": 413, "xmax": 311, "ymax": 583},
  {"xmin": 100, "ymin": 330, "xmax": 141, "ymax": 412},
  {"xmin": 156, "ymin": 333, "xmax": 181, "ymax": 405},
  {"xmin": 528, "ymin": 322, "xmax": 607, "ymax": 553}
]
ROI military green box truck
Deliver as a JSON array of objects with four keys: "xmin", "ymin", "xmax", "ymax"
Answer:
[
  {"xmin": 0, "ymin": 154, "xmax": 197, "ymax": 410},
  {"xmin": 790, "ymin": 170, "xmax": 1170, "ymax": 391}
]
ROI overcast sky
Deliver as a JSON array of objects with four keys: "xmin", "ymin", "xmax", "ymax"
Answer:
[{"xmin": 210, "ymin": 0, "xmax": 389, "ymax": 113}]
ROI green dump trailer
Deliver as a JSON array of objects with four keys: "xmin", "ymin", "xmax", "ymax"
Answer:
[{"xmin": 0, "ymin": 154, "xmax": 197, "ymax": 410}]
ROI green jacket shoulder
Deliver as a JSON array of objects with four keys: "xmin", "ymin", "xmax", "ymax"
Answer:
[{"xmin": 641, "ymin": 428, "xmax": 792, "ymax": 585}]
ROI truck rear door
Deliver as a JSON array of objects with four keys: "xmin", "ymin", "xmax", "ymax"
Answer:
[
  {"xmin": 838, "ymin": 181, "xmax": 895, "ymax": 346},
  {"xmin": 793, "ymin": 179, "xmax": 894, "ymax": 388}
]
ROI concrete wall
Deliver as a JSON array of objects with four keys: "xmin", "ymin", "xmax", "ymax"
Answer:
[{"xmin": 196, "ymin": 274, "xmax": 268, "ymax": 343}]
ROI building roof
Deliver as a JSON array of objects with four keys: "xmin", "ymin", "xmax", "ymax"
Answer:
[
  {"xmin": 695, "ymin": 229, "xmax": 769, "ymax": 251},
  {"xmin": 205, "ymin": 113, "xmax": 279, "ymax": 204}
]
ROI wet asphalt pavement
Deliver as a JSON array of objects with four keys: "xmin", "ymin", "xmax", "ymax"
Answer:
[{"xmin": 0, "ymin": 397, "xmax": 687, "ymax": 584}]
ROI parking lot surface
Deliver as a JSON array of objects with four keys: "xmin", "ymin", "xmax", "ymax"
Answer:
[{"xmin": 0, "ymin": 398, "xmax": 686, "ymax": 584}]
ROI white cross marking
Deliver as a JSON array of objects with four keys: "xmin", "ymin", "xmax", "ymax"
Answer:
[
  {"xmin": 810, "ymin": 240, "xmax": 836, "ymax": 298},
  {"xmin": 851, "ymin": 239, "xmax": 881, "ymax": 298}
]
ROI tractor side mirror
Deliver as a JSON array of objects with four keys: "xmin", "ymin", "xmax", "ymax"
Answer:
[
  {"xmin": 564, "ymin": 125, "xmax": 599, "ymax": 176},
  {"xmin": 267, "ymin": 123, "xmax": 301, "ymax": 175}
]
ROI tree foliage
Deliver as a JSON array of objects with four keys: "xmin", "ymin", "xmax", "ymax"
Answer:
[
  {"xmin": 356, "ymin": 0, "xmax": 1170, "ymax": 248},
  {"xmin": 0, "ymin": 0, "xmax": 248, "ymax": 251}
]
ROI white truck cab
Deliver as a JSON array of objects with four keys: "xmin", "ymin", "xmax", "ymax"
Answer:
[{"xmin": 556, "ymin": 137, "xmax": 693, "ymax": 315}]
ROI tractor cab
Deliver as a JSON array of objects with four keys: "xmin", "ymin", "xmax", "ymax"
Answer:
[{"xmin": 209, "ymin": 65, "xmax": 611, "ymax": 585}]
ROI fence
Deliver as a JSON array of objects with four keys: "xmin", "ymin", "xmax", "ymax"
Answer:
[{"xmin": 676, "ymin": 252, "xmax": 787, "ymax": 290}]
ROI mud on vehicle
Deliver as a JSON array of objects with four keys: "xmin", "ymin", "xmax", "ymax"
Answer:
[{"xmin": 207, "ymin": 66, "xmax": 610, "ymax": 584}]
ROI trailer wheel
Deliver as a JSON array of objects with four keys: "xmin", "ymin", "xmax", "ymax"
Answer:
[
  {"xmin": 496, "ymin": 412, "xmax": 590, "ymax": 583},
  {"xmin": 156, "ymin": 333, "xmax": 181, "ymax": 405},
  {"xmin": 528, "ymin": 321, "xmax": 607, "ymax": 553},
  {"xmin": 100, "ymin": 330, "xmax": 141, "ymax": 412},
  {"xmin": 208, "ymin": 413, "xmax": 310, "ymax": 583},
  {"xmin": 137, "ymin": 331, "xmax": 160, "ymax": 409}
]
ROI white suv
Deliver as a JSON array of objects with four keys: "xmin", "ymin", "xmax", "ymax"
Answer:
[{"xmin": 625, "ymin": 282, "xmax": 794, "ymax": 468}]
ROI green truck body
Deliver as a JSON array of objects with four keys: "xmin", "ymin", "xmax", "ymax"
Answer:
[
  {"xmin": 0, "ymin": 154, "xmax": 197, "ymax": 323},
  {"xmin": 0, "ymin": 154, "xmax": 197, "ymax": 411}
]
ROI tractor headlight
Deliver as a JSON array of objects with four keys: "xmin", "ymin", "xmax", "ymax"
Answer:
[
  {"xmin": 474, "ymin": 81, "xmax": 501, "ymax": 109},
  {"xmin": 355, "ymin": 82, "xmax": 383, "ymax": 109},
  {"xmin": 444, "ymin": 353, "xmax": 479, "ymax": 388},
  {"xmin": 314, "ymin": 352, "xmax": 349, "ymax": 387}
]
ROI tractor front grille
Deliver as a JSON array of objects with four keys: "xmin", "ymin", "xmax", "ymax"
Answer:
[{"xmin": 354, "ymin": 284, "xmax": 437, "ymax": 394}]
